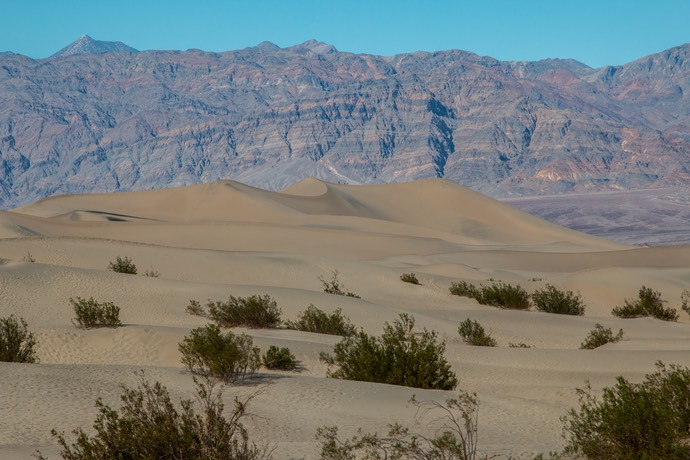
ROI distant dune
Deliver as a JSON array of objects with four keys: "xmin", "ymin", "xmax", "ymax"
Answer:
[{"xmin": 2, "ymin": 179, "xmax": 690, "ymax": 459}]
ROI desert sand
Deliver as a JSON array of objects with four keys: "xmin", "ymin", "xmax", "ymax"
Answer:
[{"xmin": 2, "ymin": 178, "xmax": 690, "ymax": 459}]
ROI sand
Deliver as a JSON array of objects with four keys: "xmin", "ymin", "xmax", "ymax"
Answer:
[{"xmin": 2, "ymin": 178, "xmax": 690, "ymax": 459}]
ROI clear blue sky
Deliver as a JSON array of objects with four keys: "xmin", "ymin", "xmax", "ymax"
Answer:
[{"xmin": 3, "ymin": 0, "xmax": 689, "ymax": 68}]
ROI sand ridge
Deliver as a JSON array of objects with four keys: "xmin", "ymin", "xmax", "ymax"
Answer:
[{"xmin": 2, "ymin": 178, "xmax": 690, "ymax": 459}]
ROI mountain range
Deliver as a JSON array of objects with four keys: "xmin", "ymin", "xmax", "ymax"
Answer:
[{"xmin": 0, "ymin": 36, "xmax": 688, "ymax": 208}]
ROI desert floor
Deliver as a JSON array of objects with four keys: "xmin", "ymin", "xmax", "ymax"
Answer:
[{"xmin": 2, "ymin": 178, "xmax": 690, "ymax": 459}]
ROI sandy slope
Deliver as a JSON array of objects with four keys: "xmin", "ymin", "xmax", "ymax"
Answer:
[{"xmin": 2, "ymin": 178, "xmax": 690, "ymax": 459}]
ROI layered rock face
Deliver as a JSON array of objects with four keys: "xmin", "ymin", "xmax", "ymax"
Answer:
[{"xmin": 0, "ymin": 39, "xmax": 688, "ymax": 208}]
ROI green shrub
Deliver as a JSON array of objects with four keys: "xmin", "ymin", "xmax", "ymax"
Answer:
[
  {"xmin": 284, "ymin": 305, "xmax": 356, "ymax": 336},
  {"xmin": 611, "ymin": 286, "xmax": 678, "ymax": 321},
  {"xmin": 458, "ymin": 318, "xmax": 497, "ymax": 347},
  {"xmin": 531, "ymin": 284, "xmax": 585, "ymax": 315},
  {"xmin": 0, "ymin": 315, "xmax": 38, "ymax": 363},
  {"xmin": 262, "ymin": 345, "xmax": 297, "ymax": 371},
  {"xmin": 34, "ymin": 372, "xmax": 268, "ymax": 460},
  {"xmin": 450, "ymin": 280, "xmax": 530, "ymax": 310},
  {"xmin": 318, "ymin": 391, "xmax": 481, "ymax": 460},
  {"xmin": 561, "ymin": 362, "xmax": 690, "ymax": 459},
  {"xmin": 319, "ymin": 270, "xmax": 361, "ymax": 298},
  {"xmin": 580, "ymin": 323, "xmax": 624, "ymax": 350},
  {"xmin": 681, "ymin": 289, "xmax": 690, "ymax": 315},
  {"xmin": 449, "ymin": 281, "xmax": 480, "ymax": 299},
  {"xmin": 70, "ymin": 297, "xmax": 122, "ymax": 329},
  {"xmin": 320, "ymin": 313, "xmax": 457, "ymax": 390},
  {"xmin": 186, "ymin": 300, "xmax": 205, "ymax": 316},
  {"xmin": 208, "ymin": 294, "xmax": 282, "ymax": 328},
  {"xmin": 400, "ymin": 273, "xmax": 420, "ymax": 285},
  {"xmin": 107, "ymin": 255, "xmax": 137, "ymax": 274},
  {"xmin": 179, "ymin": 324, "xmax": 260, "ymax": 384}
]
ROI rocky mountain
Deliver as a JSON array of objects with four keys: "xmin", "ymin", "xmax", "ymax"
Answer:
[
  {"xmin": 49, "ymin": 35, "xmax": 139, "ymax": 59},
  {"xmin": 0, "ymin": 37, "xmax": 688, "ymax": 208}
]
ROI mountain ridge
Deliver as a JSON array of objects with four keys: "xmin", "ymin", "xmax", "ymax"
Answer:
[{"xmin": 0, "ymin": 38, "xmax": 688, "ymax": 208}]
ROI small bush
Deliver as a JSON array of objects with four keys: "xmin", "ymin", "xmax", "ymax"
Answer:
[
  {"xmin": 561, "ymin": 362, "xmax": 690, "ymax": 459},
  {"xmin": 179, "ymin": 324, "xmax": 260, "ymax": 383},
  {"xmin": 319, "ymin": 270, "xmax": 361, "ymax": 298},
  {"xmin": 34, "ymin": 372, "xmax": 268, "ymax": 460},
  {"xmin": 143, "ymin": 267, "xmax": 160, "ymax": 278},
  {"xmin": 580, "ymin": 323, "xmax": 624, "ymax": 350},
  {"xmin": 208, "ymin": 294, "xmax": 282, "ymax": 328},
  {"xmin": 284, "ymin": 305, "xmax": 356, "ymax": 336},
  {"xmin": 0, "ymin": 315, "xmax": 38, "ymax": 363},
  {"xmin": 320, "ymin": 313, "xmax": 457, "ymax": 390},
  {"xmin": 70, "ymin": 297, "xmax": 122, "ymax": 328},
  {"xmin": 681, "ymin": 289, "xmax": 690, "ymax": 315},
  {"xmin": 449, "ymin": 281, "xmax": 480, "ymax": 298},
  {"xmin": 186, "ymin": 300, "xmax": 205, "ymax": 316},
  {"xmin": 450, "ymin": 280, "xmax": 530, "ymax": 310},
  {"xmin": 262, "ymin": 345, "xmax": 297, "ymax": 370},
  {"xmin": 458, "ymin": 318, "xmax": 497, "ymax": 347},
  {"xmin": 509, "ymin": 342, "xmax": 532, "ymax": 348},
  {"xmin": 532, "ymin": 284, "xmax": 585, "ymax": 315},
  {"xmin": 400, "ymin": 273, "xmax": 420, "ymax": 285},
  {"xmin": 22, "ymin": 251, "xmax": 35, "ymax": 263},
  {"xmin": 611, "ymin": 286, "xmax": 678, "ymax": 321},
  {"xmin": 107, "ymin": 255, "xmax": 137, "ymax": 274},
  {"xmin": 318, "ymin": 391, "xmax": 482, "ymax": 460}
]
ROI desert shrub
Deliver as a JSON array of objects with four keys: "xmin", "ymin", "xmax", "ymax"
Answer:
[
  {"xmin": 479, "ymin": 281, "xmax": 530, "ymax": 310},
  {"xmin": 143, "ymin": 267, "xmax": 160, "ymax": 278},
  {"xmin": 450, "ymin": 280, "xmax": 530, "ymax": 310},
  {"xmin": 400, "ymin": 273, "xmax": 420, "ymax": 285},
  {"xmin": 319, "ymin": 270, "xmax": 361, "ymax": 298},
  {"xmin": 681, "ymin": 289, "xmax": 690, "ymax": 315},
  {"xmin": 284, "ymin": 305, "xmax": 356, "ymax": 336},
  {"xmin": 0, "ymin": 315, "xmax": 38, "ymax": 363},
  {"xmin": 509, "ymin": 342, "xmax": 532, "ymax": 348},
  {"xmin": 34, "ymin": 372, "xmax": 269, "ymax": 460},
  {"xmin": 22, "ymin": 251, "xmax": 35, "ymax": 263},
  {"xmin": 186, "ymin": 299, "xmax": 205, "ymax": 316},
  {"xmin": 70, "ymin": 297, "xmax": 122, "ymax": 329},
  {"xmin": 107, "ymin": 255, "xmax": 137, "ymax": 274},
  {"xmin": 449, "ymin": 281, "xmax": 481, "ymax": 299},
  {"xmin": 179, "ymin": 324, "xmax": 260, "ymax": 383},
  {"xmin": 208, "ymin": 294, "xmax": 282, "ymax": 328},
  {"xmin": 318, "ymin": 391, "xmax": 483, "ymax": 460},
  {"xmin": 580, "ymin": 323, "xmax": 624, "ymax": 350},
  {"xmin": 561, "ymin": 362, "xmax": 690, "ymax": 459},
  {"xmin": 611, "ymin": 286, "xmax": 678, "ymax": 321},
  {"xmin": 262, "ymin": 345, "xmax": 297, "ymax": 371},
  {"xmin": 320, "ymin": 313, "xmax": 457, "ymax": 390},
  {"xmin": 458, "ymin": 318, "xmax": 497, "ymax": 347},
  {"xmin": 531, "ymin": 284, "xmax": 585, "ymax": 316}
]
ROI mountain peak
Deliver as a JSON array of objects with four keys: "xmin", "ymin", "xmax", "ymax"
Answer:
[
  {"xmin": 289, "ymin": 39, "xmax": 338, "ymax": 54},
  {"xmin": 50, "ymin": 35, "xmax": 139, "ymax": 59}
]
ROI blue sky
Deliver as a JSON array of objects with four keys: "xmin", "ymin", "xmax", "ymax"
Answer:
[{"xmin": 3, "ymin": 0, "xmax": 689, "ymax": 68}]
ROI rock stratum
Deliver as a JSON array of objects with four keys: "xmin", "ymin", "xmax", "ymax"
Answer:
[{"xmin": 0, "ymin": 37, "xmax": 688, "ymax": 208}]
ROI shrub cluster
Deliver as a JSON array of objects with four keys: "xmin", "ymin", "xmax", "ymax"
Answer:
[
  {"xmin": 207, "ymin": 294, "xmax": 282, "ymax": 328},
  {"xmin": 458, "ymin": 318, "xmax": 497, "ymax": 347},
  {"xmin": 35, "ymin": 373, "xmax": 268, "ymax": 460},
  {"xmin": 107, "ymin": 255, "xmax": 138, "ymax": 274},
  {"xmin": 70, "ymin": 297, "xmax": 122, "ymax": 328},
  {"xmin": 579, "ymin": 323, "xmax": 624, "ymax": 350},
  {"xmin": 284, "ymin": 305, "xmax": 356, "ymax": 336},
  {"xmin": 262, "ymin": 345, "xmax": 298, "ymax": 370},
  {"xmin": 319, "ymin": 270, "xmax": 361, "ymax": 298},
  {"xmin": 450, "ymin": 280, "xmax": 530, "ymax": 310},
  {"xmin": 611, "ymin": 286, "xmax": 679, "ymax": 321},
  {"xmin": 399, "ymin": 273, "xmax": 420, "ymax": 285},
  {"xmin": 0, "ymin": 315, "xmax": 38, "ymax": 363},
  {"xmin": 185, "ymin": 300, "xmax": 205, "ymax": 316},
  {"xmin": 562, "ymin": 362, "xmax": 690, "ymax": 459},
  {"xmin": 320, "ymin": 313, "xmax": 457, "ymax": 390},
  {"xmin": 531, "ymin": 284, "xmax": 585, "ymax": 315},
  {"xmin": 179, "ymin": 324, "xmax": 260, "ymax": 383}
]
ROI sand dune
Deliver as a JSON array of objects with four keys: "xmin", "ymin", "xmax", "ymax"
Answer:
[{"xmin": 2, "ymin": 178, "xmax": 690, "ymax": 459}]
